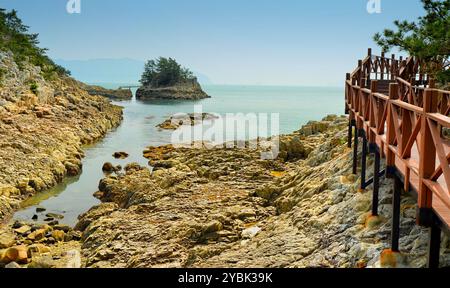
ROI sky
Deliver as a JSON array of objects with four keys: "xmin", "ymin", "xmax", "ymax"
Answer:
[{"xmin": 0, "ymin": 0, "xmax": 426, "ymax": 86}]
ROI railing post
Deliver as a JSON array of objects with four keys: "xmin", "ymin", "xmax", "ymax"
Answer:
[
  {"xmin": 360, "ymin": 130, "xmax": 368, "ymax": 190},
  {"xmin": 391, "ymin": 54, "xmax": 396, "ymax": 80},
  {"xmin": 369, "ymin": 80, "xmax": 380, "ymax": 215},
  {"xmin": 348, "ymin": 118, "xmax": 353, "ymax": 149},
  {"xmin": 386, "ymin": 83, "xmax": 399, "ymax": 178},
  {"xmin": 353, "ymin": 123, "xmax": 359, "ymax": 175},
  {"xmin": 372, "ymin": 145, "xmax": 381, "ymax": 216},
  {"xmin": 380, "ymin": 52, "xmax": 385, "ymax": 80},
  {"xmin": 418, "ymin": 89, "xmax": 438, "ymax": 226},
  {"xmin": 358, "ymin": 60, "xmax": 363, "ymax": 87},
  {"xmin": 391, "ymin": 174, "xmax": 402, "ymax": 252},
  {"xmin": 428, "ymin": 219, "xmax": 441, "ymax": 268},
  {"xmin": 367, "ymin": 48, "xmax": 372, "ymax": 85},
  {"xmin": 400, "ymin": 107, "xmax": 412, "ymax": 159},
  {"xmin": 345, "ymin": 73, "xmax": 350, "ymax": 114},
  {"xmin": 369, "ymin": 81, "xmax": 378, "ymax": 143},
  {"xmin": 429, "ymin": 78, "xmax": 436, "ymax": 89}
]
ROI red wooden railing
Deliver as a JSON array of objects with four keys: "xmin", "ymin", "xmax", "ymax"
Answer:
[{"xmin": 346, "ymin": 49, "xmax": 450, "ymax": 229}]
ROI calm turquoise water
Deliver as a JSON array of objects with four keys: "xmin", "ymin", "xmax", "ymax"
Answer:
[{"xmin": 13, "ymin": 85, "xmax": 344, "ymax": 226}]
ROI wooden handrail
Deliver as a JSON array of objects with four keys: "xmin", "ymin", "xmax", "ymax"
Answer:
[{"xmin": 345, "ymin": 50, "xmax": 450, "ymax": 242}]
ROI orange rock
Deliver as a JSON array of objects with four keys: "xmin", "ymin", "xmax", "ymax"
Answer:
[
  {"xmin": 380, "ymin": 249, "xmax": 406, "ymax": 268},
  {"xmin": 356, "ymin": 260, "xmax": 367, "ymax": 268},
  {"xmin": 4, "ymin": 246, "xmax": 28, "ymax": 264},
  {"xmin": 27, "ymin": 229, "xmax": 46, "ymax": 241},
  {"xmin": 365, "ymin": 215, "xmax": 383, "ymax": 230},
  {"xmin": 51, "ymin": 230, "xmax": 65, "ymax": 242}
]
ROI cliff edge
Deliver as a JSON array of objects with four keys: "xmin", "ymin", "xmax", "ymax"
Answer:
[{"xmin": 0, "ymin": 51, "xmax": 123, "ymax": 222}]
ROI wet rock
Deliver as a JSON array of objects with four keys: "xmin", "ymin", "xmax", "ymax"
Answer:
[
  {"xmin": 45, "ymin": 213, "xmax": 64, "ymax": 220},
  {"xmin": 64, "ymin": 161, "xmax": 81, "ymax": 176},
  {"xmin": 93, "ymin": 191, "xmax": 104, "ymax": 199},
  {"xmin": 11, "ymin": 221, "xmax": 25, "ymax": 229},
  {"xmin": 47, "ymin": 220, "xmax": 59, "ymax": 226},
  {"xmin": 36, "ymin": 207, "xmax": 46, "ymax": 213},
  {"xmin": 113, "ymin": 152, "xmax": 129, "ymax": 159},
  {"xmin": 102, "ymin": 162, "xmax": 115, "ymax": 173},
  {"xmin": 53, "ymin": 224, "xmax": 71, "ymax": 233}
]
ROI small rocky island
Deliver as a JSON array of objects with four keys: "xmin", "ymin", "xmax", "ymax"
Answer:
[
  {"xmin": 136, "ymin": 57, "xmax": 210, "ymax": 101},
  {"xmin": 157, "ymin": 113, "xmax": 219, "ymax": 130}
]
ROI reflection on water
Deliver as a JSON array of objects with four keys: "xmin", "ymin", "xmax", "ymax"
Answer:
[
  {"xmin": 12, "ymin": 85, "xmax": 343, "ymax": 227},
  {"xmin": 19, "ymin": 175, "xmax": 81, "ymax": 209}
]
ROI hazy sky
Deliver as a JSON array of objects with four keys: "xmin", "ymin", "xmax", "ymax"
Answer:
[{"xmin": 0, "ymin": 0, "xmax": 425, "ymax": 86}]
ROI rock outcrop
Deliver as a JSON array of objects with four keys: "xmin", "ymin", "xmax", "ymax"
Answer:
[
  {"xmin": 157, "ymin": 113, "xmax": 219, "ymax": 130},
  {"xmin": 0, "ymin": 51, "xmax": 123, "ymax": 222},
  {"xmin": 74, "ymin": 115, "xmax": 450, "ymax": 268},
  {"xmin": 136, "ymin": 79, "xmax": 210, "ymax": 101},
  {"xmin": 80, "ymin": 84, "xmax": 133, "ymax": 101}
]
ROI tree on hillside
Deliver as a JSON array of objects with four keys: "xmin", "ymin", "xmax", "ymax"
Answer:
[
  {"xmin": 140, "ymin": 57, "xmax": 195, "ymax": 87},
  {"xmin": 0, "ymin": 8, "xmax": 70, "ymax": 78},
  {"xmin": 373, "ymin": 0, "xmax": 449, "ymax": 84}
]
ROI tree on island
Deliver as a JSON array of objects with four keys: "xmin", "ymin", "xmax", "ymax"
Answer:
[
  {"xmin": 140, "ymin": 57, "xmax": 195, "ymax": 87},
  {"xmin": 373, "ymin": 0, "xmax": 449, "ymax": 85}
]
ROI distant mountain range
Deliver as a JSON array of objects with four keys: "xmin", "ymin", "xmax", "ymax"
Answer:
[{"xmin": 55, "ymin": 58, "xmax": 213, "ymax": 86}]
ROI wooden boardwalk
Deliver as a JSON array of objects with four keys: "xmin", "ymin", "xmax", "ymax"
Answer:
[{"xmin": 345, "ymin": 49, "xmax": 450, "ymax": 268}]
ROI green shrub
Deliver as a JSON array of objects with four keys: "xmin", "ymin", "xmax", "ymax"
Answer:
[
  {"xmin": 0, "ymin": 8, "xmax": 70, "ymax": 78},
  {"xmin": 140, "ymin": 57, "xmax": 195, "ymax": 87},
  {"xmin": 30, "ymin": 82, "xmax": 38, "ymax": 95},
  {"xmin": 374, "ymin": 0, "xmax": 449, "ymax": 85}
]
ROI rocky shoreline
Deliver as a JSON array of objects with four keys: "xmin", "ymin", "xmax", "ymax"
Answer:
[
  {"xmin": 0, "ymin": 51, "xmax": 123, "ymax": 224},
  {"xmin": 2, "ymin": 103, "xmax": 449, "ymax": 267},
  {"xmin": 67, "ymin": 115, "xmax": 449, "ymax": 268}
]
